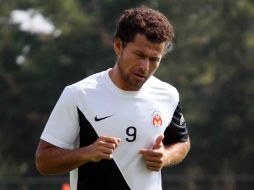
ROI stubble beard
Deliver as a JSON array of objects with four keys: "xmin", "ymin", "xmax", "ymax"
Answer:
[{"xmin": 117, "ymin": 62, "xmax": 146, "ymax": 90}]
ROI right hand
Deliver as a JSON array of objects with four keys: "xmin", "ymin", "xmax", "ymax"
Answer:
[{"xmin": 86, "ymin": 136, "xmax": 121, "ymax": 162}]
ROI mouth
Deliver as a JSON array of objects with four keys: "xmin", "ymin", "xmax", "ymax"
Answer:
[{"xmin": 133, "ymin": 72, "xmax": 146, "ymax": 80}]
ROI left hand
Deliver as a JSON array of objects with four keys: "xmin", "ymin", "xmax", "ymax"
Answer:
[{"xmin": 139, "ymin": 135, "xmax": 166, "ymax": 171}]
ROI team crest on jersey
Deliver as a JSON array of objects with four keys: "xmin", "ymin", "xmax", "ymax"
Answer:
[{"xmin": 152, "ymin": 110, "xmax": 162, "ymax": 127}]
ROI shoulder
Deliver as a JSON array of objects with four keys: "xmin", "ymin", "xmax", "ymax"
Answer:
[
  {"xmin": 147, "ymin": 76, "xmax": 179, "ymax": 95},
  {"xmin": 67, "ymin": 70, "xmax": 107, "ymax": 94},
  {"xmin": 146, "ymin": 76, "xmax": 179, "ymax": 101}
]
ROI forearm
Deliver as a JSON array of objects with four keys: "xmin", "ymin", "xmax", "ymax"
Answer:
[
  {"xmin": 163, "ymin": 139, "xmax": 190, "ymax": 167},
  {"xmin": 35, "ymin": 136, "xmax": 121, "ymax": 175},
  {"xmin": 35, "ymin": 141, "xmax": 91, "ymax": 175}
]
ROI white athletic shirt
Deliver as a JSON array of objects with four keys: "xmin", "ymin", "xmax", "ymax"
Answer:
[{"xmin": 41, "ymin": 69, "xmax": 188, "ymax": 190}]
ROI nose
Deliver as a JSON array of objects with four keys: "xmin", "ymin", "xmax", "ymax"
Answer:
[{"xmin": 139, "ymin": 58, "xmax": 149, "ymax": 71}]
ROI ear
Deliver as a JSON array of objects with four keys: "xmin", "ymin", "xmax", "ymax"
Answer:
[{"xmin": 114, "ymin": 38, "xmax": 123, "ymax": 56}]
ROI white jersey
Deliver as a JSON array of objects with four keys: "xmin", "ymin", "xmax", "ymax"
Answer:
[{"xmin": 41, "ymin": 69, "xmax": 188, "ymax": 190}]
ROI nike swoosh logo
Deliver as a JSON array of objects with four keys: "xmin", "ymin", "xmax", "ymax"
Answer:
[{"xmin": 94, "ymin": 115, "xmax": 113, "ymax": 122}]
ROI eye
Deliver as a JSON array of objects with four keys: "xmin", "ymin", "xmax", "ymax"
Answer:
[
  {"xmin": 150, "ymin": 57, "xmax": 160, "ymax": 63},
  {"xmin": 135, "ymin": 52, "xmax": 145, "ymax": 58}
]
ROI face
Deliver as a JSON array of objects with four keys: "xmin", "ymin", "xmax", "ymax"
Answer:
[{"xmin": 111, "ymin": 33, "xmax": 166, "ymax": 91}]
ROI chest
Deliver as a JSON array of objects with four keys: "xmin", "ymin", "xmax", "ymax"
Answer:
[{"xmin": 81, "ymin": 91, "xmax": 176, "ymax": 148}]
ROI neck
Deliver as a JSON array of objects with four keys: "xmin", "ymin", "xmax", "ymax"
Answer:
[{"xmin": 108, "ymin": 66, "xmax": 141, "ymax": 91}]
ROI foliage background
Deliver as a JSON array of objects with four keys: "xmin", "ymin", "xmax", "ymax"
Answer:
[{"xmin": 1, "ymin": 0, "xmax": 254, "ymax": 189}]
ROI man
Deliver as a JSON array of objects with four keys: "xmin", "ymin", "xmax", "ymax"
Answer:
[{"xmin": 36, "ymin": 6, "xmax": 190, "ymax": 190}]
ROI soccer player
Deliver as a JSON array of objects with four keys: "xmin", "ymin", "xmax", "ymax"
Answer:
[{"xmin": 35, "ymin": 6, "xmax": 190, "ymax": 190}]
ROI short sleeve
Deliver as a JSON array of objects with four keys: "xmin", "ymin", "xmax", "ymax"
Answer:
[
  {"xmin": 163, "ymin": 102, "xmax": 189, "ymax": 145},
  {"xmin": 41, "ymin": 86, "xmax": 79, "ymax": 149}
]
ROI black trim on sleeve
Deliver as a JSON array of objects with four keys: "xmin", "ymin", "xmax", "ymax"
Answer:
[
  {"xmin": 77, "ymin": 107, "xmax": 131, "ymax": 190},
  {"xmin": 163, "ymin": 102, "xmax": 189, "ymax": 145}
]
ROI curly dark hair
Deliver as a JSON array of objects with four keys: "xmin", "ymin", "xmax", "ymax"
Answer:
[{"xmin": 114, "ymin": 6, "xmax": 174, "ymax": 47}]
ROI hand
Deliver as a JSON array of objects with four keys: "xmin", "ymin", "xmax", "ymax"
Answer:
[
  {"xmin": 140, "ymin": 135, "xmax": 166, "ymax": 171},
  {"xmin": 86, "ymin": 136, "xmax": 121, "ymax": 162}
]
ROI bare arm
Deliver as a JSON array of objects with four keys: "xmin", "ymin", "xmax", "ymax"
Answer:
[
  {"xmin": 162, "ymin": 139, "xmax": 190, "ymax": 167},
  {"xmin": 35, "ymin": 136, "xmax": 121, "ymax": 175},
  {"xmin": 140, "ymin": 135, "xmax": 190, "ymax": 171}
]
